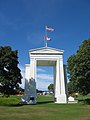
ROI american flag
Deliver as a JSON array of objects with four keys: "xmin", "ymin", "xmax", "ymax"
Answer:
[{"xmin": 46, "ymin": 26, "xmax": 54, "ymax": 31}]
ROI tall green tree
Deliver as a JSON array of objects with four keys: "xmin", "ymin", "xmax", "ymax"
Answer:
[
  {"xmin": 67, "ymin": 38, "xmax": 90, "ymax": 95},
  {"xmin": 67, "ymin": 81, "xmax": 77, "ymax": 94},
  {"xmin": 0, "ymin": 46, "xmax": 22, "ymax": 97}
]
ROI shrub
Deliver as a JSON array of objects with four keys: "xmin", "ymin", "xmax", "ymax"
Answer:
[{"xmin": 84, "ymin": 98, "xmax": 90, "ymax": 105}]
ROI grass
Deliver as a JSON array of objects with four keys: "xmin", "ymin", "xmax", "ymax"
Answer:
[
  {"xmin": 0, "ymin": 95, "xmax": 90, "ymax": 120},
  {"xmin": 0, "ymin": 97, "xmax": 19, "ymax": 106}
]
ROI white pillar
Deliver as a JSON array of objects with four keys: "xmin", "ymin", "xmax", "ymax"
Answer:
[
  {"xmin": 59, "ymin": 58, "xmax": 67, "ymax": 103},
  {"xmin": 55, "ymin": 58, "xmax": 67, "ymax": 103},
  {"xmin": 29, "ymin": 58, "xmax": 37, "ymax": 103},
  {"xmin": 55, "ymin": 59, "xmax": 60, "ymax": 103},
  {"xmin": 30, "ymin": 58, "xmax": 36, "ymax": 79},
  {"xmin": 24, "ymin": 64, "xmax": 30, "ymax": 98},
  {"xmin": 53, "ymin": 66, "xmax": 56, "ymax": 100},
  {"xmin": 25, "ymin": 64, "xmax": 30, "ymax": 90},
  {"xmin": 25, "ymin": 64, "xmax": 30, "ymax": 81}
]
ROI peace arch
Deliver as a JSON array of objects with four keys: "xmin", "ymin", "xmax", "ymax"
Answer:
[{"xmin": 24, "ymin": 47, "xmax": 67, "ymax": 104}]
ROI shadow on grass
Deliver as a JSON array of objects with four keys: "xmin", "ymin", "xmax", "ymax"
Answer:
[
  {"xmin": 84, "ymin": 98, "xmax": 90, "ymax": 105},
  {"xmin": 78, "ymin": 99, "xmax": 90, "ymax": 105},
  {"xmin": 5, "ymin": 103, "xmax": 23, "ymax": 107},
  {"xmin": 37, "ymin": 100, "xmax": 54, "ymax": 104},
  {"xmin": 8, "ymin": 100, "xmax": 54, "ymax": 106}
]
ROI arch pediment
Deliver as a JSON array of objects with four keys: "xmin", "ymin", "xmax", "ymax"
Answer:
[{"xmin": 29, "ymin": 47, "xmax": 64, "ymax": 55}]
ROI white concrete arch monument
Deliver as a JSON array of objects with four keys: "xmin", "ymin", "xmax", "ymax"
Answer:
[{"xmin": 24, "ymin": 47, "xmax": 67, "ymax": 104}]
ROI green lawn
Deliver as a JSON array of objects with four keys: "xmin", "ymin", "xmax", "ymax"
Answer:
[{"xmin": 0, "ymin": 95, "xmax": 90, "ymax": 120}]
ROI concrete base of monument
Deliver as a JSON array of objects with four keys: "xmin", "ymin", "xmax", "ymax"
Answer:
[
  {"xmin": 55, "ymin": 94, "xmax": 67, "ymax": 104},
  {"xmin": 20, "ymin": 97, "xmax": 36, "ymax": 105},
  {"xmin": 27, "ymin": 100, "xmax": 36, "ymax": 104}
]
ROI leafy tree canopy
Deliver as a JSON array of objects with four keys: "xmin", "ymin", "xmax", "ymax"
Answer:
[
  {"xmin": 48, "ymin": 83, "xmax": 54, "ymax": 92},
  {"xmin": 67, "ymin": 81, "xmax": 77, "ymax": 95},
  {"xmin": 67, "ymin": 38, "xmax": 90, "ymax": 95},
  {"xmin": 0, "ymin": 46, "xmax": 22, "ymax": 97}
]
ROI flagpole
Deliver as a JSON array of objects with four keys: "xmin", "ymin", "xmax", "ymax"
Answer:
[{"xmin": 45, "ymin": 25, "xmax": 48, "ymax": 47}]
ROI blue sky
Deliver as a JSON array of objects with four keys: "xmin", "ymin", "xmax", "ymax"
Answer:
[{"xmin": 0, "ymin": 0, "xmax": 90, "ymax": 90}]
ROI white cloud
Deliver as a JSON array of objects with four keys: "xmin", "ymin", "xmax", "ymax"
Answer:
[
  {"xmin": 37, "ymin": 74, "xmax": 53, "ymax": 81},
  {"xmin": 36, "ymin": 73, "xmax": 53, "ymax": 90},
  {"xmin": 37, "ymin": 68, "xmax": 46, "ymax": 72},
  {"xmin": 36, "ymin": 80, "xmax": 53, "ymax": 91}
]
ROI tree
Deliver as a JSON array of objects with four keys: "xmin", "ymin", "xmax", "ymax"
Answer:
[
  {"xmin": 67, "ymin": 38, "xmax": 90, "ymax": 95},
  {"xmin": 67, "ymin": 81, "xmax": 77, "ymax": 94},
  {"xmin": 48, "ymin": 83, "xmax": 54, "ymax": 93},
  {"xmin": 0, "ymin": 46, "xmax": 22, "ymax": 97}
]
